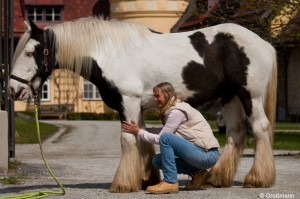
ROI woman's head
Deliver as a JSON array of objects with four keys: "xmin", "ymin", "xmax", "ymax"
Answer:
[{"xmin": 153, "ymin": 82, "xmax": 177, "ymax": 112}]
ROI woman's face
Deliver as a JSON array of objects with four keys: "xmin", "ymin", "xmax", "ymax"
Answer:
[{"xmin": 153, "ymin": 88, "xmax": 167, "ymax": 110}]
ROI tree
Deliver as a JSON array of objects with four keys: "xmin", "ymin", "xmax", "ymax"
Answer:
[{"xmin": 172, "ymin": 0, "xmax": 300, "ymax": 47}]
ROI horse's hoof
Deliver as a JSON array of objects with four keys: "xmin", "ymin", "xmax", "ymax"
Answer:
[
  {"xmin": 206, "ymin": 169, "xmax": 233, "ymax": 187},
  {"xmin": 244, "ymin": 169, "xmax": 275, "ymax": 188}
]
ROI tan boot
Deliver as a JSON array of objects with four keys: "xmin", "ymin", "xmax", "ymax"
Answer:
[
  {"xmin": 146, "ymin": 181, "xmax": 179, "ymax": 194},
  {"xmin": 185, "ymin": 169, "xmax": 211, "ymax": 190}
]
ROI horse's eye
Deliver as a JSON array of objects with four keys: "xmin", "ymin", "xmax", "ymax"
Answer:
[{"xmin": 26, "ymin": 52, "xmax": 33, "ymax": 57}]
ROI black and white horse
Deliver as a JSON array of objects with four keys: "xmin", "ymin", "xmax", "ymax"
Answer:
[{"xmin": 9, "ymin": 17, "xmax": 277, "ymax": 192}]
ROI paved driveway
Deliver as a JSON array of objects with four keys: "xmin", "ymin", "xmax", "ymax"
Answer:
[{"xmin": 1, "ymin": 120, "xmax": 299, "ymax": 199}]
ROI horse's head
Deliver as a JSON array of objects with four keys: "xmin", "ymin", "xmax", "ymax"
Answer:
[{"xmin": 9, "ymin": 20, "xmax": 55, "ymax": 101}]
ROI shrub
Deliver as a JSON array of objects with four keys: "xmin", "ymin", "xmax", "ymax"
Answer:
[{"xmin": 67, "ymin": 112, "xmax": 120, "ymax": 120}]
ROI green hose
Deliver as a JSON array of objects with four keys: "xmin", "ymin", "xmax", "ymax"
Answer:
[{"xmin": 0, "ymin": 105, "xmax": 66, "ymax": 199}]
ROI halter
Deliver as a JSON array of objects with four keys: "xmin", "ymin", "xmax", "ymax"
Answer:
[{"xmin": 10, "ymin": 31, "xmax": 49, "ymax": 102}]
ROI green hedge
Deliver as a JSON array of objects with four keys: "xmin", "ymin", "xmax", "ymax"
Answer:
[
  {"xmin": 66, "ymin": 111, "xmax": 216, "ymax": 121},
  {"xmin": 67, "ymin": 112, "xmax": 120, "ymax": 120}
]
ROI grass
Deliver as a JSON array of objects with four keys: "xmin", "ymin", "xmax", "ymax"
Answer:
[
  {"xmin": 15, "ymin": 117, "xmax": 58, "ymax": 144},
  {"xmin": 211, "ymin": 121, "xmax": 300, "ymax": 150},
  {"xmin": 276, "ymin": 122, "xmax": 300, "ymax": 130},
  {"xmin": 213, "ymin": 131, "xmax": 300, "ymax": 150}
]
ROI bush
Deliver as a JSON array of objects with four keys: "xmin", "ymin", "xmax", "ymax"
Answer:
[
  {"xmin": 66, "ymin": 111, "xmax": 217, "ymax": 121},
  {"xmin": 67, "ymin": 112, "xmax": 120, "ymax": 120},
  {"xmin": 201, "ymin": 112, "xmax": 218, "ymax": 121}
]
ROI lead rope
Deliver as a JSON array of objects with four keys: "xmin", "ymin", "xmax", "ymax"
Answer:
[{"xmin": 0, "ymin": 102, "xmax": 66, "ymax": 199}]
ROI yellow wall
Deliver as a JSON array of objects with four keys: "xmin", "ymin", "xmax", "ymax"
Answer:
[{"xmin": 110, "ymin": 0, "xmax": 189, "ymax": 32}]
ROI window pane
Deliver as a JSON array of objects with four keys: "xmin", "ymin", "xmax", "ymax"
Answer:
[
  {"xmin": 43, "ymin": 84, "xmax": 48, "ymax": 90},
  {"xmin": 46, "ymin": 15, "xmax": 52, "ymax": 21},
  {"xmin": 43, "ymin": 92, "xmax": 48, "ymax": 99},
  {"xmin": 36, "ymin": 8, "xmax": 42, "ymax": 14},
  {"xmin": 28, "ymin": 8, "xmax": 34, "ymax": 14},
  {"xmin": 96, "ymin": 91, "xmax": 100, "ymax": 98},
  {"xmin": 41, "ymin": 80, "xmax": 50, "ymax": 101},
  {"xmin": 54, "ymin": 8, "xmax": 60, "ymax": 14},
  {"xmin": 45, "ymin": 8, "xmax": 52, "ymax": 14},
  {"xmin": 36, "ymin": 15, "xmax": 43, "ymax": 21},
  {"xmin": 84, "ymin": 84, "xmax": 88, "ymax": 90},
  {"xmin": 54, "ymin": 15, "xmax": 61, "ymax": 21},
  {"xmin": 88, "ymin": 84, "xmax": 93, "ymax": 91},
  {"xmin": 84, "ymin": 92, "xmax": 88, "ymax": 99}
]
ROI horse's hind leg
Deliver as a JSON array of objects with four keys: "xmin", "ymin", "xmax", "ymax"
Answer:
[
  {"xmin": 244, "ymin": 99, "xmax": 275, "ymax": 187},
  {"xmin": 207, "ymin": 96, "xmax": 247, "ymax": 187}
]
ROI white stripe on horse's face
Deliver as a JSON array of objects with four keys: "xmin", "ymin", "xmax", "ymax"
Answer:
[{"xmin": 9, "ymin": 39, "xmax": 42, "ymax": 100}]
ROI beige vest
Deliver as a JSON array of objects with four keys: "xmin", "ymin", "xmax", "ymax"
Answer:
[{"xmin": 165, "ymin": 101, "xmax": 220, "ymax": 150}]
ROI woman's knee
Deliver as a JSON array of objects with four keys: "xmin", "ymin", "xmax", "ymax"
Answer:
[
  {"xmin": 207, "ymin": 150, "xmax": 220, "ymax": 168},
  {"xmin": 159, "ymin": 132, "xmax": 173, "ymax": 145}
]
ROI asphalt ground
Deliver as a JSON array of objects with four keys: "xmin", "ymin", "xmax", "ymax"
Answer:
[{"xmin": 0, "ymin": 120, "xmax": 299, "ymax": 199}]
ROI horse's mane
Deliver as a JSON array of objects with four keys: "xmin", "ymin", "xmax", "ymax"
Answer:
[
  {"xmin": 48, "ymin": 17, "xmax": 152, "ymax": 78},
  {"xmin": 12, "ymin": 29, "xmax": 31, "ymax": 67}
]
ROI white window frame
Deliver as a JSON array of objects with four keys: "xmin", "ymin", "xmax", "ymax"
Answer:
[
  {"xmin": 83, "ymin": 80, "xmax": 101, "ymax": 100},
  {"xmin": 26, "ymin": 6, "xmax": 63, "ymax": 22},
  {"xmin": 41, "ymin": 79, "xmax": 50, "ymax": 101}
]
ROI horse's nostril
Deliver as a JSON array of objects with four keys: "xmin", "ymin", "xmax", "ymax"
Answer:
[
  {"xmin": 9, "ymin": 87, "xmax": 16, "ymax": 96},
  {"xmin": 14, "ymin": 87, "xmax": 25, "ymax": 100}
]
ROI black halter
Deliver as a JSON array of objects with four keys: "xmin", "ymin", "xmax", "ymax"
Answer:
[{"xmin": 10, "ymin": 31, "xmax": 49, "ymax": 101}]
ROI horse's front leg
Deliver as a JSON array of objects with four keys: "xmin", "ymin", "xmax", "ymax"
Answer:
[{"xmin": 109, "ymin": 97, "xmax": 160, "ymax": 193}]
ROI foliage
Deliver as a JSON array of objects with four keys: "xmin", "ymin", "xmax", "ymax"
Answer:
[
  {"xmin": 191, "ymin": 0, "xmax": 300, "ymax": 47},
  {"xmin": 67, "ymin": 111, "xmax": 163, "ymax": 121},
  {"xmin": 67, "ymin": 112, "xmax": 120, "ymax": 120},
  {"xmin": 2, "ymin": 174, "xmax": 27, "ymax": 185},
  {"xmin": 1, "ymin": 161, "xmax": 27, "ymax": 185}
]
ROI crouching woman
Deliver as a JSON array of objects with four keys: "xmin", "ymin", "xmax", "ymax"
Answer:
[{"xmin": 122, "ymin": 82, "xmax": 220, "ymax": 194}]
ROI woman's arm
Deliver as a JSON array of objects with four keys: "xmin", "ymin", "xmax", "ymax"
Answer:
[{"xmin": 122, "ymin": 109, "xmax": 187, "ymax": 144}]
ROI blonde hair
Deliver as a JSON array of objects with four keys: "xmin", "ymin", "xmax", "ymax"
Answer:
[{"xmin": 153, "ymin": 82, "xmax": 179, "ymax": 119}]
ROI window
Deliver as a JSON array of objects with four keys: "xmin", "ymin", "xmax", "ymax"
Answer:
[
  {"xmin": 41, "ymin": 79, "xmax": 50, "ymax": 101},
  {"xmin": 27, "ymin": 7, "xmax": 63, "ymax": 22},
  {"xmin": 83, "ymin": 80, "xmax": 101, "ymax": 100}
]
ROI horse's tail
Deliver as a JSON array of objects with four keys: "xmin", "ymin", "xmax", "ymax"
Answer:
[{"xmin": 264, "ymin": 45, "xmax": 277, "ymax": 144}]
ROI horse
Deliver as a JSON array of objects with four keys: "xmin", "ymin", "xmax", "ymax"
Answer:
[{"xmin": 9, "ymin": 17, "xmax": 277, "ymax": 192}]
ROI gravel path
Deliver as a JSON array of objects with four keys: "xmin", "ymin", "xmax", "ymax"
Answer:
[{"xmin": 0, "ymin": 120, "xmax": 299, "ymax": 199}]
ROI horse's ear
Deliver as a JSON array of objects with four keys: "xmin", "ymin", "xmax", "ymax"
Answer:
[
  {"xmin": 24, "ymin": 21, "xmax": 31, "ymax": 31},
  {"xmin": 29, "ymin": 19, "xmax": 43, "ymax": 41}
]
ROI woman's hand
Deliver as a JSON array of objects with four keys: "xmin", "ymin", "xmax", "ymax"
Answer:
[{"xmin": 121, "ymin": 120, "xmax": 140, "ymax": 135}]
